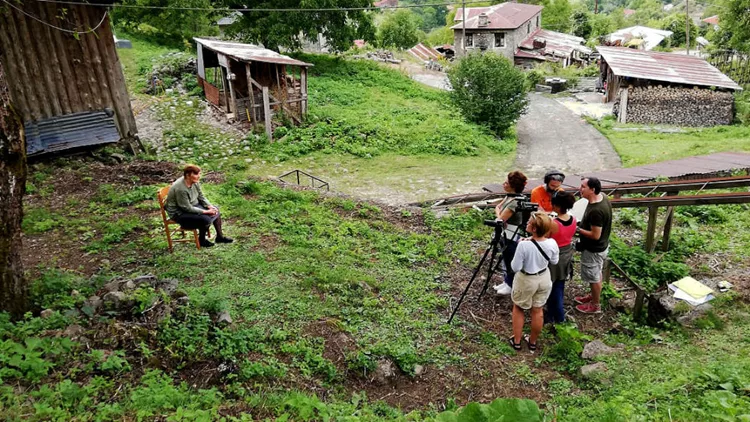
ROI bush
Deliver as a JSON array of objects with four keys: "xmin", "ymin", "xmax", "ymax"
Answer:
[
  {"xmin": 447, "ymin": 52, "xmax": 529, "ymax": 135},
  {"xmin": 377, "ymin": 9, "xmax": 422, "ymax": 50}
]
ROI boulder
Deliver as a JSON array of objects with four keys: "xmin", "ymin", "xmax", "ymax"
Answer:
[
  {"xmin": 132, "ymin": 274, "xmax": 158, "ymax": 286},
  {"xmin": 102, "ymin": 279, "xmax": 123, "ymax": 294},
  {"xmin": 156, "ymin": 278, "xmax": 179, "ymax": 295},
  {"xmin": 582, "ymin": 340, "xmax": 621, "ymax": 360},
  {"xmin": 103, "ymin": 291, "xmax": 130, "ymax": 311},
  {"xmin": 40, "ymin": 309, "xmax": 54, "ymax": 319},
  {"xmin": 414, "ymin": 364, "xmax": 426, "ymax": 376},
  {"xmin": 63, "ymin": 324, "xmax": 85, "ymax": 339},
  {"xmin": 374, "ymin": 359, "xmax": 397, "ymax": 383},
  {"xmin": 216, "ymin": 310, "xmax": 233, "ymax": 325},
  {"xmin": 82, "ymin": 296, "xmax": 102, "ymax": 316},
  {"xmin": 580, "ymin": 362, "xmax": 608, "ymax": 379}
]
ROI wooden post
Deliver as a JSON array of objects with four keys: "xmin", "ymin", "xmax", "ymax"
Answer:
[
  {"xmin": 301, "ymin": 68, "xmax": 308, "ymax": 115},
  {"xmin": 618, "ymin": 88, "xmax": 628, "ymax": 123},
  {"xmin": 262, "ymin": 86, "xmax": 272, "ymax": 140},
  {"xmin": 245, "ymin": 63, "xmax": 256, "ymax": 123},
  {"xmin": 227, "ymin": 62, "xmax": 237, "ymax": 117},
  {"xmin": 633, "ymin": 290, "xmax": 645, "ymax": 321},
  {"xmin": 661, "ymin": 206, "xmax": 675, "ymax": 252},
  {"xmin": 219, "ymin": 67, "xmax": 229, "ymax": 112},
  {"xmin": 645, "ymin": 205, "xmax": 658, "ymax": 253}
]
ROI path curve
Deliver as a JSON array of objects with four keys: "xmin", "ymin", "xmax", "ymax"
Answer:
[{"xmin": 515, "ymin": 93, "xmax": 622, "ymax": 177}]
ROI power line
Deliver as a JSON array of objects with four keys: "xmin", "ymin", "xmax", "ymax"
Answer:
[
  {"xmin": 2, "ymin": 0, "xmax": 109, "ymax": 34},
  {"xmin": 33, "ymin": 0, "xmax": 491, "ymax": 12}
]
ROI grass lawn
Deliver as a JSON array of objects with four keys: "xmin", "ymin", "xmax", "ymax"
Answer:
[{"xmin": 594, "ymin": 119, "xmax": 750, "ymax": 167}]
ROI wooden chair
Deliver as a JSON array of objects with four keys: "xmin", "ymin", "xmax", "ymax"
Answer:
[{"xmin": 157, "ymin": 186, "xmax": 210, "ymax": 252}]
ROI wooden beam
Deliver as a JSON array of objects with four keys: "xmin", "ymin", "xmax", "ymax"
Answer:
[
  {"xmin": 661, "ymin": 206, "xmax": 675, "ymax": 252},
  {"xmin": 219, "ymin": 67, "xmax": 229, "ymax": 112},
  {"xmin": 226, "ymin": 62, "xmax": 237, "ymax": 116},
  {"xmin": 301, "ymin": 68, "xmax": 308, "ymax": 115},
  {"xmin": 245, "ymin": 63, "xmax": 257, "ymax": 123},
  {"xmin": 612, "ymin": 191, "xmax": 750, "ymax": 208},
  {"xmin": 248, "ymin": 74, "xmax": 301, "ymax": 124},
  {"xmin": 262, "ymin": 86, "xmax": 272, "ymax": 140},
  {"xmin": 645, "ymin": 206, "xmax": 658, "ymax": 253}
]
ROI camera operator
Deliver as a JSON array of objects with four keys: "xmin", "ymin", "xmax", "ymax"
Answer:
[
  {"xmin": 509, "ymin": 212, "xmax": 559, "ymax": 353},
  {"xmin": 530, "ymin": 170, "xmax": 565, "ymax": 213},
  {"xmin": 493, "ymin": 171, "xmax": 528, "ymax": 296}
]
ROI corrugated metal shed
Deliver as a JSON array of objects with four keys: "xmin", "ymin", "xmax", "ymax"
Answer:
[
  {"xmin": 25, "ymin": 111, "xmax": 120, "ymax": 156},
  {"xmin": 450, "ymin": 3, "xmax": 542, "ymax": 30},
  {"xmin": 0, "ymin": 0, "xmax": 137, "ymax": 154},
  {"xmin": 607, "ymin": 26, "xmax": 672, "ymax": 51},
  {"xmin": 408, "ymin": 43, "xmax": 441, "ymax": 62},
  {"xmin": 519, "ymin": 28, "xmax": 592, "ymax": 57},
  {"xmin": 597, "ymin": 46, "xmax": 743, "ymax": 91},
  {"xmin": 194, "ymin": 38, "xmax": 313, "ymax": 67}
]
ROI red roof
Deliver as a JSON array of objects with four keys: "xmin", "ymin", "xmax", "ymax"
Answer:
[
  {"xmin": 408, "ymin": 43, "xmax": 441, "ymax": 61},
  {"xmin": 519, "ymin": 28, "xmax": 592, "ymax": 57},
  {"xmin": 514, "ymin": 49, "xmax": 547, "ymax": 61},
  {"xmin": 623, "ymin": 8, "xmax": 636, "ymax": 16},
  {"xmin": 373, "ymin": 0, "xmax": 397, "ymax": 7},
  {"xmin": 702, "ymin": 15, "xmax": 719, "ymax": 25},
  {"xmin": 597, "ymin": 46, "xmax": 742, "ymax": 91},
  {"xmin": 451, "ymin": 3, "xmax": 543, "ymax": 30}
]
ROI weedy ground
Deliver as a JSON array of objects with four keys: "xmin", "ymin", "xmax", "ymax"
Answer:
[{"xmin": 4, "ymin": 35, "xmax": 750, "ymax": 421}]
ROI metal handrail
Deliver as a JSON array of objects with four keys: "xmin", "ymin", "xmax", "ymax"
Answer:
[{"xmin": 278, "ymin": 169, "xmax": 329, "ymax": 191}]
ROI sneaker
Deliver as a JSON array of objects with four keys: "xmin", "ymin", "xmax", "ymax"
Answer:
[
  {"xmin": 215, "ymin": 236, "xmax": 234, "ymax": 244},
  {"xmin": 199, "ymin": 239, "xmax": 215, "ymax": 248},
  {"xmin": 576, "ymin": 303, "xmax": 601, "ymax": 314},
  {"xmin": 494, "ymin": 283, "xmax": 512, "ymax": 295},
  {"xmin": 574, "ymin": 294, "xmax": 592, "ymax": 304}
]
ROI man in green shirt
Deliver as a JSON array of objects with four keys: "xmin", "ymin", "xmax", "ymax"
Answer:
[{"xmin": 165, "ymin": 165, "xmax": 233, "ymax": 248}]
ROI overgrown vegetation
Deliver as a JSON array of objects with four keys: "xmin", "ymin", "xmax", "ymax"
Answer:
[{"xmin": 447, "ymin": 52, "xmax": 529, "ymax": 136}]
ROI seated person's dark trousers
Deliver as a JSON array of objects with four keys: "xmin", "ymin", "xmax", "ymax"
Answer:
[{"xmin": 173, "ymin": 206, "xmax": 224, "ymax": 242}]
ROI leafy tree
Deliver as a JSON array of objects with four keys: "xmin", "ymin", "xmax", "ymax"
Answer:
[
  {"xmin": 447, "ymin": 52, "xmax": 529, "ymax": 135},
  {"xmin": 716, "ymin": 0, "xmax": 750, "ymax": 51},
  {"xmin": 589, "ymin": 12, "xmax": 616, "ymax": 39},
  {"xmin": 571, "ymin": 9, "xmax": 593, "ymax": 39},
  {"xmin": 378, "ymin": 9, "xmax": 421, "ymax": 50},
  {"xmin": 541, "ymin": 0, "xmax": 573, "ymax": 33},
  {"xmin": 112, "ymin": 0, "xmax": 220, "ymax": 46},
  {"xmin": 661, "ymin": 13, "xmax": 697, "ymax": 47},
  {"xmin": 425, "ymin": 26, "xmax": 454, "ymax": 47},
  {"xmin": 221, "ymin": 0, "xmax": 375, "ymax": 52}
]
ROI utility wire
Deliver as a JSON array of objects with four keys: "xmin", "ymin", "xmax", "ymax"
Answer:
[
  {"xmin": 33, "ymin": 0, "xmax": 491, "ymax": 12},
  {"xmin": 2, "ymin": 0, "xmax": 109, "ymax": 34}
]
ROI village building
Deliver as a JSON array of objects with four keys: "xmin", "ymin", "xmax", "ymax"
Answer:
[
  {"xmin": 597, "ymin": 46, "xmax": 743, "ymax": 126},
  {"xmin": 605, "ymin": 26, "xmax": 673, "ymax": 51},
  {"xmin": 194, "ymin": 38, "xmax": 312, "ymax": 140},
  {"xmin": 0, "ymin": 0, "xmax": 137, "ymax": 156},
  {"xmin": 450, "ymin": 3, "xmax": 590, "ymax": 68}
]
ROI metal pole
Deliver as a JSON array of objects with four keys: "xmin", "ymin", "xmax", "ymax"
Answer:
[
  {"xmin": 686, "ymin": 0, "xmax": 690, "ymax": 55},
  {"xmin": 462, "ymin": 0, "xmax": 466, "ymax": 56}
]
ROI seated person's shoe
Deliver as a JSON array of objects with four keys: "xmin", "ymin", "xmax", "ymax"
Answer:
[
  {"xmin": 215, "ymin": 236, "xmax": 234, "ymax": 244},
  {"xmin": 200, "ymin": 239, "xmax": 215, "ymax": 248}
]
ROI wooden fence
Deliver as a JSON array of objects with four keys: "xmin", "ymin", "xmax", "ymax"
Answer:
[{"xmin": 706, "ymin": 50, "xmax": 750, "ymax": 86}]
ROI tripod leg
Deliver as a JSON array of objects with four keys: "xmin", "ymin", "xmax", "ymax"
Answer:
[
  {"xmin": 447, "ymin": 244, "xmax": 493, "ymax": 324},
  {"xmin": 478, "ymin": 239, "xmax": 507, "ymax": 299}
]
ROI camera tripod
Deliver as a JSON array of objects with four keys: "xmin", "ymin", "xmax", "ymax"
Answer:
[{"xmin": 447, "ymin": 220, "xmax": 518, "ymax": 324}]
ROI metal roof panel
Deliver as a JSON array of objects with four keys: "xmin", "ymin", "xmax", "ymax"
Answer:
[{"xmin": 194, "ymin": 38, "xmax": 313, "ymax": 67}]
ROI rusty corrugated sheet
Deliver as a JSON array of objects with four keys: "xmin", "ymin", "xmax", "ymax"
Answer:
[
  {"xmin": 25, "ymin": 111, "xmax": 120, "ymax": 156},
  {"xmin": 597, "ymin": 46, "xmax": 743, "ymax": 90},
  {"xmin": 194, "ymin": 38, "xmax": 313, "ymax": 67},
  {"xmin": 0, "ymin": 1, "xmax": 137, "ymax": 147},
  {"xmin": 519, "ymin": 29, "xmax": 592, "ymax": 56},
  {"xmin": 408, "ymin": 43, "xmax": 441, "ymax": 62},
  {"xmin": 450, "ymin": 3, "xmax": 542, "ymax": 30}
]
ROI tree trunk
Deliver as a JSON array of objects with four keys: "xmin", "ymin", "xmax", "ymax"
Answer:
[{"xmin": 0, "ymin": 55, "xmax": 29, "ymax": 318}]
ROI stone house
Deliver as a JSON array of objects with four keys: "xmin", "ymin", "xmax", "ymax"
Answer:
[
  {"xmin": 451, "ymin": 3, "xmax": 543, "ymax": 60},
  {"xmin": 451, "ymin": 2, "xmax": 590, "ymax": 67}
]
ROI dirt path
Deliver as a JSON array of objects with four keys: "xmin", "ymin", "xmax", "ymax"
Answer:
[{"xmin": 515, "ymin": 93, "xmax": 622, "ymax": 177}]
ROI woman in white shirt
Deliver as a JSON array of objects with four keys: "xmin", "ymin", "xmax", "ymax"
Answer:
[{"xmin": 509, "ymin": 212, "xmax": 559, "ymax": 353}]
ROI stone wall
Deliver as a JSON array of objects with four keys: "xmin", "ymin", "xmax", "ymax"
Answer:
[{"xmin": 619, "ymin": 86, "xmax": 734, "ymax": 127}]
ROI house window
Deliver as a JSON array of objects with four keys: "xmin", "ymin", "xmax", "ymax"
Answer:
[
  {"xmin": 495, "ymin": 33, "xmax": 505, "ymax": 48},
  {"xmin": 527, "ymin": 22, "xmax": 531, "ymax": 34},
  {"xmin": 536, "ymin": 16, "xmax": 540, "ymax": 27},
  {"xmin": 465, "ymin": 34, "xmax": 473, "ymax": 48}
]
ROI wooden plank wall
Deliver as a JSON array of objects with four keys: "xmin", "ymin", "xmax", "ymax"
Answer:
[{"xmin": 0, "ymin": 2, "xmax": 137, "ymax": 139}]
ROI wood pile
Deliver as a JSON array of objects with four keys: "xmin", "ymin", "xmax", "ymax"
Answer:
[{"xmin": 622, "ymin": 86, "xmax": 734, "ymax": 127}]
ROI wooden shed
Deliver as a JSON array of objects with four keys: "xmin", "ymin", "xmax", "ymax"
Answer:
[
  {"xmin": 194, "ymin": 38, "xmax": 313, "ymax": 139},
  {"xmin": 0, "ymin": 0, "xmax": 137, "ymax": 156}
]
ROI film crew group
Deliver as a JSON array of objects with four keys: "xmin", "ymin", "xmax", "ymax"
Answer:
[
  {"xmin": 491, "ymin": 170, "xmax": 612, "ymax": 352},
  {"xmin": 165, "ymin": 165, "xmax": 234, "ymax": 247}
]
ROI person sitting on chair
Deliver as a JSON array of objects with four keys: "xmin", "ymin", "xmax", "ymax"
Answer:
[{"xmin": 165, "ymin": 164, "xmax": 233, "ymax": 248}]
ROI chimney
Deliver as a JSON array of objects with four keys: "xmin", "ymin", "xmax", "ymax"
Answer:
[{"xmin": 478, "ymin": 12, "xmax": 489, "ymax": 27}]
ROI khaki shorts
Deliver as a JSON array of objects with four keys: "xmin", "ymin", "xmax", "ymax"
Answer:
[
  {"xmin": 581, "ymin": 248, "xmax": 608, "ymax": 284},
  {"xmin": 511, "ymin": 270, "xmax": 552, "ymax": 310}
]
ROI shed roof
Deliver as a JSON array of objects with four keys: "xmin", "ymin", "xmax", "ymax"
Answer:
[
  {"xmin": 597, "ymin": 46, "xmax": 742, "ymax": 91},
  {"xmin": 607, "ymin": 25, "xmax": 672, "ymax": 50},
  {"xmin": 702, "ymin": 15, "xmax": 719, "ymax": 25},
  {"xmin": 519, "ymin": 28, "xmax": 592, "ymax": 57},
  {"xmin": 451, "ymin": 3, "xmax": 542, "ymax": 30},
  {"xmin": 194, "ymin": 38, "xmax": 313, "ymax": 67},
  {"xmin": 408, "ymin": 43, "xmax": 441, "ymax": 61}
]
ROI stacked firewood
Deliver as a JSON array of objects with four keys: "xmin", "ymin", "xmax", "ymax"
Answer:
[{"xmin": 624, "ymin": 86, "xmax": 734, "ymax": 127}]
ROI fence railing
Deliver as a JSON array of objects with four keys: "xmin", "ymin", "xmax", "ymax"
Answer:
[{"xmin": 278, "ymin": 170, "xmax": 329, "ymax": 191}]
